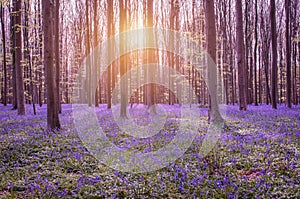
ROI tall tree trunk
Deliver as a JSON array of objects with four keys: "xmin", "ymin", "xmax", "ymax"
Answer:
[
  {"xmin": 107, "ymin": 0, "xmax": 113, "ymax": 109},
  {"xmin": 10, "ymin": 3, "xmax": 17, "ymax": 109},
  {"xmin": 14, "ymin": 0, "xmax": 25, "ymax": 115},
  {"xmin": 292, "ymin": 0, "xmax": 298, "ymax": 105},
  {"xmin": 146, "ymin": 0, "xmax": 155, "ymax": 112},
  {"xmin": 94, "ymin": 0, "xmax": 99, "ymax": 107},
  {"xmin": 285, "ymin": 0, "xmax": 292, "ymax": 108},
  {"xmin": 244, "ymin": 0, "xmax": 250, "ymax": 104},
  {"xmin": 120, "ymin": 0, "xmax": 128, "ymax": 117},
  {"xmin": 65, "ymin": 29, "xmax": 69, "ymax": 104},
  {"xmin": 204, "ymin": 0, "xmax": 223, "ymax": 123},
  {"xmin": 0, "ymin": 5, "xmax": 7, "ymax": 106},
  {"xmin": 258, "ymin": 45, "xmax": 262, "ymax": 103},
  {"xmin": 279, "ymin": 32, "xmax": 284, "ymax": 104},
  {"xmin": 270, "ymin": 0, "xmax": 278, "ymax": 109},
  {"xmin": 221, "ymin": 0, "xmax": 229, "ymax": 105},
  {"xmin": 298, "ymin": 33, "xmax": 300, "ymax": 104},
  {"xmin": 85, "ymin": 0, "xmax": 92, "ymax": 107},
  {"xmin": 54, "ymin": 0, "xmax": 61, "ymax": 112},
  {"xmin": 228, "ymin": 0, "xmax": 235, "ymax": 105},
  {"xmin": 42, "ymin": 0, "xmax": 61, "ymax": 130},
  {"xmin": 24, "ymin": 0, "xmax": 36, "ymax": 114},
  {"xmin": 169, "ymin": 0, "xmax": 175, "ymax": 106},
  {"xmin": 254, "ymin": 0, "xmax": 258, "ymax": 106},
  {"xmin": 33, "ymin": 0, "xmax": 39, "ymax": 107},
  {"xmin": 263, "ymin": 42, "xmax": 271, "ymax": 105},
  {"xmin": 38, "ymin": 0, "xmax": 43, "ymax": 107},
  {"xmin": 235, "ymin": 0, "xmax": 247, "ymax": 110}
]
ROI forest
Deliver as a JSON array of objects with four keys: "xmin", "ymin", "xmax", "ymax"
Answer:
[{"xmin": 0, "ymin": 0, "xmax": 299, "ymax": 198}]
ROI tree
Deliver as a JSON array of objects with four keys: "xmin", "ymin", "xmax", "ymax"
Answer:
[
  {"xmin": 94, "ymin": 0, "xmax": 99, "ymax": 107},
  {"xmin": 14, "ymin": 0, "xmax": 25, "ymax": 115},
  {"xmin": 42, "ymin": 0, "xmax": 60, "ymax": 129},
  {"xmin": 146, "ymin": 0, "xmax": 155, "ymax": 112},
  {"xmin": 228, "ymin": 0, "xmax": 235, "ymax": 105},
  {"xmin": 204, "ymin": 0, "xmax": 223, "ymax": 123},
  {"xmin": 23, "ymin": 0, "xmax": 36, "ymax": 114},
  {"xmin": 120, "ymin": 0, "xmax": 128, "ymax": 117},
  {"xmin": 253, "ymin": 0, "xmax": 258, "ymax": 106},
  {"xmin": 1, "ymin": 0, "xmax": 299, "ymax": 115},
  {"xmin": 244, "ymin": 0, "xmax": 253, "ymax": 105},
  {"xmin": 285, "ymin": 0, "xmax": 292, "ymax": 108},
  {"xmin": 235, "ymin": 0, "xmax": 247, "ymax": 111},
  {"xmin": 55, "ymin": 0, "xmax": 61, "ymax": 113},
  {"xmin": 37, "ymin": 0, "xmax": 43, "ymax": 107},
  {"xmin": 0, "ymin": 3, "xmax": 7, "ymax": 106},
  {"xmin": 270, "ymin": 0, "xmax": 278, "ymax": 109},
  {"xmin": 107, "ymin": 0, "xmax": 113, "ymax": 109},
  {"xmin": 85, "ymin": 0, "xmax": 92, "ymax": 107},
  {"xmin": 10, "ymin": 0, "xmax": 17, "ymax": 110}
]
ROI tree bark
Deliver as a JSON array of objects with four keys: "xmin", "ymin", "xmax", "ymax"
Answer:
[
  {"xmin": 55, "ymin": 0, "xmax": 61, "ymax": 112},
  {"xmin": 85, "ymin": 0, "xmax": 92, "ymax": 107},
  {"xmin": 145, "ymin": 0, "xmax": 155, "ymax": 112},
  {"xmin": 204, "ymin": 0, "xmax": 223, "ymax": 123},
  {"xmin": 235, "ymin": 0, "xmax": 247, "ymax": 110},
  {"xmin": 38, "ymin": 0, "xmax": 43, "ymax": 107},
  {"xmin": 0, "ymin": 5, "xmax": 7, "ymax": 106},
  {"xmin": 42, "ymin": 0, "xmax": 61, "ymax": 130},
  {"xmin": 285, "ymin": 0, "xmax": 292, "ymax": 108},
  {"xmin": 107, "ymin": 0, "xmax": 113, "ymax": 109},
  {"xmin": 120, "ymin": 0, "xmax": 128, "ymax": 117},
  {"xmin": 10, "ymin": 2, "xmax": 17, "ymax": 109},
  {"xmin": 270, "ymin": 0, "xmax": 278, "ymax": 109},
  {"xmin": 254, "ymin": 0, "xmax": 258, "ymax": 106},
  {"xmin": 24, "ymin": 0, "xmax": 36, "ymax": 114},
  {"xmin": 94, "ymin": 0, "xmax": 99, "ymax": 107},
  {"xmin": 14, "ymin": 0, "xmax": 26, "ymax": 115}
]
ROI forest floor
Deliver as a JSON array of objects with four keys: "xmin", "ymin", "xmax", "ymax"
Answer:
[{"xmin": 0, "ymin": 104, "xmax": 299, "ymax": 198}]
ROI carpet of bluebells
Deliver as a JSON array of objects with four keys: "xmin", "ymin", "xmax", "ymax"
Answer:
[{"xmin": 0, "ymin": 104, "xmax": 299, "ymax": 198}]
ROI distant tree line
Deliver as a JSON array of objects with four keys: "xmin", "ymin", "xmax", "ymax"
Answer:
[{"xmin": 0, "ymin": 0, "xmax": 299, "ymax": 129}]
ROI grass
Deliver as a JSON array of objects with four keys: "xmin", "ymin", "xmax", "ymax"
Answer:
[{"xmin": 0, "ymin": 104, "xmax": 299, "ymax": 198}]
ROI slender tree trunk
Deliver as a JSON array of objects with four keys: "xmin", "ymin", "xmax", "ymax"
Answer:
[
  {"xmin": 227, "ymin": 0, "xmax": 235, "ymax": 105},
  {"xmin": 33, "ymin": 0, "xmax": 39, "ymax": 107},
  {"xmin": 14, "ymin": 0, "xmax": 25, "ymax": 115},
  {"xmin": 298, "ymin": 31, "xmax": 300, "ymax": 104},
  {"xmin": 120, "ymin": 0, "xmax": 128, "ymax": 117},
  {"xmin": 146, "ymin": 0, "xmax": 155, "ymax": 112},
  {"xmin": 23, "ymin": 7, "xmax": 30, "ymax": 105},
  {"xmin": 10, "ymin": 3, "xmax": 17, "ymax": 109},
  {"xmin": 254, "ymin": 0, "xmax": 258, "ymax": 106},
  {"xmin": 107, "ymin": 0, "xmax": 113, "ymax": 109},
  {"xmin": 42, "ymin": 0, "xmax": 60, "ymax": 130},
  {"xmin": 292, "ymin": 1, "xmax": 298, "ymax": 105},
  {"xmin": 221, "ymin": 0, "xmax": 229, "ymax": 104},
  {"xmin": 258, "ymin": 45, "xmax": 262, "ymax": 103},
  {"xmin": 94, "ymin": 0, "xmax": 99, "ymax": 107},
  {"xmin": 285, "ymin": 0, "xmax": 292, "ymax": 108},
  {"xmin": 279, "ymin": 33, "xmax": 284, "ymax": 104},
  {"xmin": 262, "ymin": 38, "xmax": 271, "ymax": 105},
  {"xmin": 24, "ymin": 0, "xmax": 36, "ymax": 114},
  {"xmin": 245, "ymin": 0, "xmax": 250, "ymax": 104},
  {"xmin": 38, "ymin": 0, "xmax": 43, "ymax": 107},
  {"xmin": 85, "ymin": 0, "xmax": 92, "ymax": 107},
  {"xmin": 204, "ymin": 0, "xmax": 223, "ymax": 123},
  {"xmin": 65, "ymin": 27, "xmax": 69, "ymax": 104},
  {"xmin": 293, "ymin": 43, "xmax": 297, "ymax": 104},
  {"xmin": 270, "ymin": 0, "xmax": 278, "ymax": 109},
  {"xmin": 54, "ymin": 0, "xmax": 61, "ymax": 112},
  {"xmin": 169, "ymin": 1, "xmax": 174, "ymax": 106},
  {"xmin": 235, "ymin": 0, "xmax": 247, "ymax": 110},
  {"xmin": 0, "ymin": 5, "xmax": 7, "ymax": 106}
]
